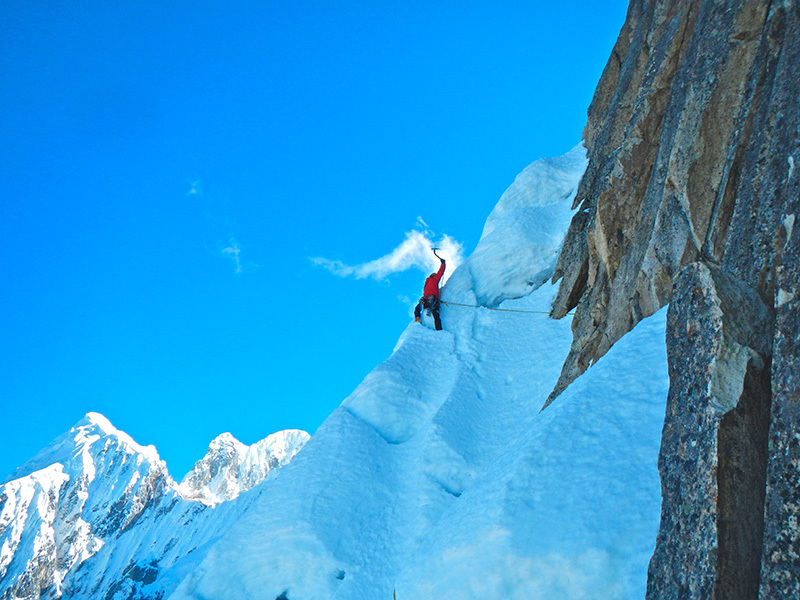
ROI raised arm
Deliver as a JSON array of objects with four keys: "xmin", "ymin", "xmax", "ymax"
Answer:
[{"xmin": 431, "ymin": 259, "xmax": 446, "ymax": 285}]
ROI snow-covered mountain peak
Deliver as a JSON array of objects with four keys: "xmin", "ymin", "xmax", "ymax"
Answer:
[
  {"xmin": 178, "ymin": 429, "xmax": 309, "ymax": 506},
  {"xmin": 0, "ymin": 414, "xmax": 310, "ymax": 599},
  {"xmin": 6, "ymin": 413, "xmax": 166, "ymax": 487},
  {"xmin": 207, "ymin": 431, "xmax": 243, "ymax": 450},
  {"xmin": 79, "ymin": 410, "xmax": 114, "ymax": 431},
  {"xmin": 76, "ymin": 412, "xmax": 163, "ymax": 470},
  {"xmin": 252, "ymin": 429, "xmax": 311, "ymax": 459},
  {"xmin": 0, "ymin": 413, "xmax": 178, "ymax": 599}
]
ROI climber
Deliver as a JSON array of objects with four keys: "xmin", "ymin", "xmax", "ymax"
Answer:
[{"xmin": 414, "ymin": 249, "xmax": 446, "ymax": 330}]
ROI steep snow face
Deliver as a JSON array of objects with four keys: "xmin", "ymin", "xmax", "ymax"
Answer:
[
  {"xmin": 445, "ymin": 143, "xmax": 587, "ymax": 306},
  {"xmin": 178, "ymin": 430, "xmax": 310, "ymax": 505},
  {"xmin": 165, "ymin": 145, "xmax": 670, "ymax": 600},
  {"xmin": 0, "ymin": 414, "xmax": 308, "ymax": 600},
  {"xmin": 393, "ymin": 310, "xmax": 668, "ymax": 600}
]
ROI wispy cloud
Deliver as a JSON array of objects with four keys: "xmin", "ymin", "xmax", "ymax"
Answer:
[
  {"xmin": 184, "ymin": 180, "xmax": 255, "ymax": 275},
  {"xmin": 186, "ymin": 180, "xmax": 203, "ymax": 197},
  {"xmin": 311, "ymin": 220, "xmax": 465, "ymax": 282},
  {"xmin": 221, "ymin": 238, "xmax": 243, "ymax": 274}
]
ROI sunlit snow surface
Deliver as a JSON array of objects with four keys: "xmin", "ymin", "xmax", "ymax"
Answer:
[{"xmin": 168, "ymin": 145, "xmax": 670, "ymax": 600}]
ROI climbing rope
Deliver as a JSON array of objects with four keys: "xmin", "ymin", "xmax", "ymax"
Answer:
[{"xmin": 441, "ymin": 300, "xmax": 575, "ymax": 317}]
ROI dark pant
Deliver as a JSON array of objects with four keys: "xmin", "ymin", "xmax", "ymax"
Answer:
[{"xmin": 415, "ymin": 295, "xmax": 442, "ymax": 330}]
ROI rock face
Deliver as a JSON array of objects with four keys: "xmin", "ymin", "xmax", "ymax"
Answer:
[
  {"xmin": 645, "ymin": 263, "xmax": 772, "ymax": 599},
  {"xmin": 548, "ymin": 0, "xmax": 799, "ymax": 597}
]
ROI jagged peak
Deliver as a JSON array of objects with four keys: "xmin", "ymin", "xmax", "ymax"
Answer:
[
  {"xmin": 79, "ymin": 411, "xmax": 115, "ymax": 432},
  {"xmin": 71, "ymin": 412, "xmax": 163, "ymax": 466},
  {"xmin": 4, "ymin": 412, "xmax": 165, "ymax": 485},
  {"xmin": 193, "ymin": 429, "xmax": 310, "ymax": 466},
  {"xmin": 178, "ymin": 428, "xmax": 310, "ymax": 505},
  {"xmin": 207, "ymin": 431, "xmax": 247, "ymax": 451}
]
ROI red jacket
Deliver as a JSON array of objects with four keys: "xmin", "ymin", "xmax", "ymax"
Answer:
[{"xmin": 423, "ymin": 261, "xmax": 446, "ymax": 297}]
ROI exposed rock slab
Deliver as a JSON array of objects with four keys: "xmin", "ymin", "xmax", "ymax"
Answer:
[
  {"xmin": 645, "ymin": 262, "xmax": 772, "ymax": 600},
  {"xmin": 548, "ymin": 0, "xmax": 775, "ymax": 401}
]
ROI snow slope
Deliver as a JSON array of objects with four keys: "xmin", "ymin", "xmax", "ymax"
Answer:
[
  {"xmin": 166, "ymin": 144, "xmax": 670, "ymax": 600},
  {"xmin": 2, "ymin": 144, "xmax": 670, "ymax": 600}
]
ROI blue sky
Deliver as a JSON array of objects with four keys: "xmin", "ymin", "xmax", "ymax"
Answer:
[{"xmin": 0, "ymin": 0, "xmax": 628, "ymax": 480}]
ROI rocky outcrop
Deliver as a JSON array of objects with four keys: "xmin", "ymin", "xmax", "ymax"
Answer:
[
  {"xmin": 548, "ymin": 0, "xmax": 799, "ymax": 597},
  {"xmin": 645, "ymin": 263, "xmax": 772, "ymax": 599},
  {"xmin": 549, "ymin": 0, "xmax": 777, "ymax": 398},
  {"xmin": 760, "ymin": 169, "xmax": 800, "ymax": 596}
]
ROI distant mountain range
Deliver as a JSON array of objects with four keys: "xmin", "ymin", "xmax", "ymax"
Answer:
[{"xmin": 0, "ymin": 412, "xmax": 308, "ymax": 599}]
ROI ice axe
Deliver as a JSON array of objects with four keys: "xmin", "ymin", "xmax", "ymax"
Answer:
[{"xmin": 431, "ymin": 247, "xmax": 444, "ymax": 261}]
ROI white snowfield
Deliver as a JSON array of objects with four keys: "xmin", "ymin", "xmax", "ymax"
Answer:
[
  {"xmin": 167, "ymin": 145, "xmax": 670, "ymax": 600},
  {"xmin": 0, "ymin": 145, "xmax": 670, "ymax": 600}
]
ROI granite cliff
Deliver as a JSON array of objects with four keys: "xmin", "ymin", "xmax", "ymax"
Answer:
[{"xmin": 548, "ymin": 0, "xmax": 799, "ymax": 597}]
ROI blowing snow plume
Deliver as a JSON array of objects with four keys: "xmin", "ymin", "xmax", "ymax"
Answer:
[{"xmin": 311, "ymin": 222, "xmax": 464, "ymax": 283}]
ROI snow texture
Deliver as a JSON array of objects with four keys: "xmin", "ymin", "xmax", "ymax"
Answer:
[
  {"xmin": 166, "ymin": 144, "xmax": 670, "ymax": 600},
  {"xmin": 447, "ymin": 143, "xmax": 588, "ymax": 306},
  {"xmin": 1, "ymin": 144, "xmax": 670, "ymax": 600}
]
